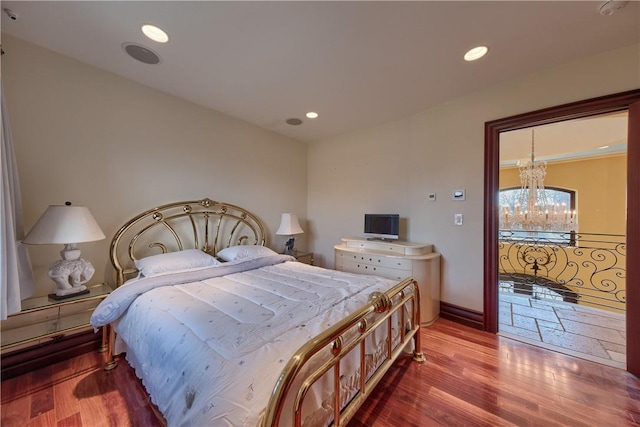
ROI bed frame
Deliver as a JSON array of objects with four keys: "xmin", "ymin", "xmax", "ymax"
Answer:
[{"xmin": 105, "ymin": 198, "xmax": 425, "ymax": 427}]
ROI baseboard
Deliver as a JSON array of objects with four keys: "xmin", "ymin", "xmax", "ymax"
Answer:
[
  {"xmin": 439, "ymin": 301, "xmax": 484, "ymax": 330},
  {"xmin": 1, "ymin": 329, "xmax": 101, "ymax": 380}
]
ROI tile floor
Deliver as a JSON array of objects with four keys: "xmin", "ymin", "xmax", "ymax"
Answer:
[{"xmin": 498, "ymin": 290, "xmax": 626, "ymax": 370}]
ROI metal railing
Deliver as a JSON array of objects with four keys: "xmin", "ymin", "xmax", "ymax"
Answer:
[{"xmin": 498, "ymin": 230, "xmax": 626, "ymax": 313}]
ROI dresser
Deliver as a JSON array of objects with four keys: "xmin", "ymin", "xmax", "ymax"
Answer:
[{"xmin": 334, "ymin": 237, "xmax": 441, "ymax": 325}]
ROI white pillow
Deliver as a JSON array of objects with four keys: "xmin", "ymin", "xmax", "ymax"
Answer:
[
  {"xmin": 134, "ymin": 249, "xmax": 220, "ymax": 277},
  {"xmin": 217, "ymin": 245, "xmax": 278, "ymax": 262}
]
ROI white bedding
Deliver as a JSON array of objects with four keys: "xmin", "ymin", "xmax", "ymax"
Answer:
[{"xmin": 90, "ymin": 255, "xmax": 403, "ymax": 427}]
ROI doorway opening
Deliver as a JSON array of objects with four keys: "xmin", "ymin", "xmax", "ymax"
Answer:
[
  {"xmin": 497, "ymin": 115, "xmax": 627, "ymax": 369},
  {"xmin": 483, "ymin": 89, "xmax": 640, "ymax": 375}
]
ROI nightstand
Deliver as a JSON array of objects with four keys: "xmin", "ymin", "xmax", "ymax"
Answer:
[
  {"xmin": 1, "ymin": 283, "xmax": 112, "ymax": 353},
  {"xmin": 285, "ymin": 250, "xmax": 314, "ymax": 265}
]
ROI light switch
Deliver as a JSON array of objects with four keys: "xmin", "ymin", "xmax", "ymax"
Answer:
[
  {"xmin": 428, "ymin": 193, "xmax": 436, "ymax": 201},
  {"xmin": 454, "ymin": 213, "xmax": 463, "ymax": 226}
]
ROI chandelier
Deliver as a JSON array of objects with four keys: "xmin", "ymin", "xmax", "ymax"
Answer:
[{"xmin": 500, "ymin": 129, "xmax": 577, "ymax": 232}]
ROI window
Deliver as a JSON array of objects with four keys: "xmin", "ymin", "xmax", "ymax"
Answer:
[{"xmin": 499, "ymin": 186, "xmax": 577, "ymax": 245}]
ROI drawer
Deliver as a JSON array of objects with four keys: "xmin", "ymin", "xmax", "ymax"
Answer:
[
  {"xmin": 339, "ymin": 251, "xmax": 412, "ymax": 270},
  {"xmin": 344, "ymin": 240, "xmax": 407, "ymax": 255},
  {"xmin": 340, "ymin": 259, "xmax": 411, "ymax": 281}
]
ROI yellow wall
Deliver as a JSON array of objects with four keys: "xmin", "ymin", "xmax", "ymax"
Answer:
[
  {"xmin": 499, "ymin": 154, "xmax": 627, "ymax": 313},
  {"xmin": 500, "ymin": 154, "xmax": 627, "ymax": 235}
]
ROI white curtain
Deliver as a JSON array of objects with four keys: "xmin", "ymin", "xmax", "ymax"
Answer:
[{"xmin": 1, "ymin": 79, "xmax": 35, "ymax": 320}]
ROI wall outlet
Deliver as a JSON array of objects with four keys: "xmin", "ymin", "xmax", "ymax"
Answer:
[{"xmin": 428, "ymin": 193, "xmax": 436, "ymax": 201}]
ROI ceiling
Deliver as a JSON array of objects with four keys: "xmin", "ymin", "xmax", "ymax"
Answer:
[
  {"xmin": 1, "ymin": 1, "xmax": 638, "ymax": 143},
  {"xmin": 500, "ymin": 111, "xmax": 629, "ymax": 166}
]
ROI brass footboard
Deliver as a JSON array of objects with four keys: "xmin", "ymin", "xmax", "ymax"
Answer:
[{"xmin": 263, "ymin": 277, "xmax": 424, "ymax": 427}]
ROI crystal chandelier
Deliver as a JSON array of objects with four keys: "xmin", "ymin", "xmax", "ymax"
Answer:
[{"xmin": 500, "ymin": 129, "xmax": 577, "ymax": 232}]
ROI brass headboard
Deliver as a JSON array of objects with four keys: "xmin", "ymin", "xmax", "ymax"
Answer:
[{"xmin": 110, "ymin": 198, "xmax": 266, "ymax": 286}]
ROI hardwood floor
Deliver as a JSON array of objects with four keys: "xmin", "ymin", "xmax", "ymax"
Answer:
[
  {"xmin": 1, "ymin": 349, "xmax": 162, "ymax": 427},
  {"xmin": 2, "ymin": 318, "xmax": 639, "ymax": 426},
  {"xmin": 354, "ymin": 319, "xmax": 640, "ymax": 426}
]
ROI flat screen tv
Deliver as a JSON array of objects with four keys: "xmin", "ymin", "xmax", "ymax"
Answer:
[{"xmin": 364, "ymin": 214, "xmax": 399, "ymax": 240}]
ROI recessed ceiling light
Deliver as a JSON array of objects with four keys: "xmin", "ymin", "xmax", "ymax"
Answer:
[
  {"xmin": 464, "ymin": 46, "xmax": 488, "ymax": 61},
  {"xmin": 598, "ymin": 145, "xmax": 610, "ymax": 149},
  {"xmin": 142, "ymin": 24, "xmax": 169, "ymax": 43},
  {"xmin": 306, "ymin": 112, "xmax": 319, "ymax": 119}
]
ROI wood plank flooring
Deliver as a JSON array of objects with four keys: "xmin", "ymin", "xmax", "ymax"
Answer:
[{"xmin": 2, "ymin": 318, "xmax": 639, "ymax": 426}]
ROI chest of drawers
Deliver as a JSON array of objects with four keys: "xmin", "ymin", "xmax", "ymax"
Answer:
[{"xmin": 335, "ymin": 238, "xmax": 441, "ymax": 325}]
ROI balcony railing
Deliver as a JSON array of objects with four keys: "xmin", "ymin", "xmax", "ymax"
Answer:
[{"xmin": 498, "ymin": 230, "xmax": 626, "ymax": 313}]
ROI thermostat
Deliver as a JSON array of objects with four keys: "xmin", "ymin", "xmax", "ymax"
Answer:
[{"xmin": 453, "ymin": 189, "xmax": 466, "ymax": 201}]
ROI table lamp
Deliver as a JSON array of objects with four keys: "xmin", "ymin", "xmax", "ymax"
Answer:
[
  {"xmin": 276, "ymin": 213, "xmax": 303, "ymax": 254},
  {"xmin": 23, "ymin": 202, "xmax": 105, "ymax": 300}
]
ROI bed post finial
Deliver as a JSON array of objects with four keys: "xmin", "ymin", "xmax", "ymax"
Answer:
[{"xmin": 368, "ymin": 291, "xmax": 392, "ymax": 313}]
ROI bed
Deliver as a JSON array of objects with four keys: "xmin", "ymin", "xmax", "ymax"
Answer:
[{"xmin": 90, "ymin": 198, "xmax": 424, "ymax": 427}]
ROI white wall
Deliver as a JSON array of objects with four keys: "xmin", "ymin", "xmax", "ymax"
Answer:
[
  {"xmin": 308, "ymin": 44, "xmax": 640, "ymax": 312},
  {"xmin": 3, "ymin": 33, "xmax": 639, "ymax": 311},
  {"xmin": 2, "ymin": 34, "xmax": 308, "ymax": 296}
]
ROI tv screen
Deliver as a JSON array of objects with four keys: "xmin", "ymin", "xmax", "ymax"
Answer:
[{"xmin": 364, "ymin": 214, "xmax": 399, "ymax": 240}]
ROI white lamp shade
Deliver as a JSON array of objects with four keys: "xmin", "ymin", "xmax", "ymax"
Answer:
[
  {"xmin": 276, "ymin": 213, "xmax": 304, "ymax": 235},
  {"xmin": 23, "ymin": 205, "xmax": 106, "ymax": 245}
]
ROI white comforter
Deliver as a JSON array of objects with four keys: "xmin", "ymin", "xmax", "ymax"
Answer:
[{"xmin": 90, "ymin": 255, "xmax": 401, "ymax": 427}]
